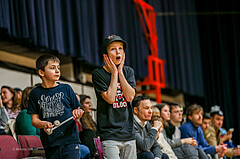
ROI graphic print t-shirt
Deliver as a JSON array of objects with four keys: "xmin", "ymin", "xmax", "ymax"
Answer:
[
  {"xmin": 113, "ymin": 83, "xmax": 127, "ymax": 109},
  {"xmin": 27, "ymin": 83, "xmax": 80, "ymax": 148},
  {"xmin": 92, "ymin": 66, "xmax": 136, "ymax": 141}
]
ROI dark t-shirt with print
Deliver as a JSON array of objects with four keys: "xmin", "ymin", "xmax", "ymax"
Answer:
[
  {"xmin": 27, "ymin": 83, "xmax": 80, "ymax": 148},
  {"xmin": 92, "ymin": 66, "xmax": 136, "ymax": 141}
]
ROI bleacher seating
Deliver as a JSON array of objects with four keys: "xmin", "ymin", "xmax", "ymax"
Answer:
[
  {"xmin": 0, "ymin": 135, "xmax": 45, "ymax": 159},
  {"xmin": 18, "ymin": 135, "xmax": 44, "ymax": 158},
  {"xmin": 0, "ymin": 135, "xmax": 22, "ymax": 159}
]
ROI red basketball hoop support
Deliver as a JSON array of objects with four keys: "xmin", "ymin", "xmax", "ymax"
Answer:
[{"xmin": 133, "ymin": 0, "xmax": 166, "ymax": 103}]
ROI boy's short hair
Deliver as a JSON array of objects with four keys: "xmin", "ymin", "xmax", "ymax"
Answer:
[
  {"xmin": 132, "ymin": 95, "xmax": 150, "ymax": 108},
  {"xmin": 168, "ymin": 102, "xmax": 183, "ymax": 113},
  {"xmin": 36, "ymin": 54, "xmax": 60, "ymax": 76},
  {"xmin": 203, "ymin": 113, "xmax": 211, "ymax": 120},
  {"xmin": 100, "ymin": 35, "xmax": 127, "ymax": 55},
  {"xmin": 186, "ymin": 104, "xmax": 203, "ymax": 119}
]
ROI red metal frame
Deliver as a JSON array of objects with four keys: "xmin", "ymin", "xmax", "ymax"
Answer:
[{"xmin": 133, "ymin": 0, "xmax": 166, "ymax": 103}]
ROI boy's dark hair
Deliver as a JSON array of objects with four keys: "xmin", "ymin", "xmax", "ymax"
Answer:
[
  {"xmin": 203, "ymin": 113, "xmax": 211, "ymax": 120},
  {"xmin": 186, "ymin": 104, "xmax": 203, "ymax": 120},
  {"xmin": 132, "ymin": 95, "xmax": 150, "ymax": 108},
  {"xmin": 100, "ymin": 35, "xmax": 127, "ymax": 55},
  {"xmin": 36, "ymin": 54, "xmax": 60, "ymax": 77},
  {"xmin": 168, "ymin": 102, "xmax": 183, "ymax": 113},
  {"xmin": 79, "ymin": 94, "xmax": 91, "ymax": 105}
]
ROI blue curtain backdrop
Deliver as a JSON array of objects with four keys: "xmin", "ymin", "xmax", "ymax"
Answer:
[
  {"xmin": 0, "ymin": 0, "xmax": 203, "ymax": 97},
  {"xmin": 0, "ymin": 0, "xmax": 101, "ymax": 64},
  {"xmin": 149, "ymin": 0, "xmax": 204, "ymax": 97},
  {"xmin": 1, "ymin": 0, "xmax": 240, "ymax": 144},
  {"xmin": 0, "ymin": 0, "xmax": 150, "ymax": 81}
]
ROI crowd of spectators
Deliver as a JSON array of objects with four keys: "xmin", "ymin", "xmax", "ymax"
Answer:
[
  {"xmin": 1, "ymin": 84, "xmax": 240, "ymax": 159},
  {"xmin": 1, "ymin": 35, "xmax": 239, "ymax": 159}
]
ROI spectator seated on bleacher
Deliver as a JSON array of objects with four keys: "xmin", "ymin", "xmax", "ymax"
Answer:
[
  {"xmin": 1, "ymin": 85, "xmax": 21, "ymax": 119},
  {"xmin": 204, "ymin": 105, "xmax": 240, "ymax": 157},
  {"xmin": 155, "ymin": 103, "xmax": 197, "ymax": 148},
  {"xmin": 0, "ymin": 101, "xmax": 10, "ymax": 135},
  {"xmin": 79, "ymin": 94, "xmax": 99, "ymax": 158},
  {"xmin": 15, "ymin": 86, "xmax": 40, "ymax": 138},
  {"xmin": 150, "ymin": 109, "xmax": 178, "ymax": 159},
  {"xmin": 180, "ymin": 104, "xmax": 227, "ymax": 158},
  {"xmin": 14, "ymin": 87, "xmax": 23, "ymax": 101},
  {"xmin": 155, "ymin": 103, "xmax": 211, "ymax": 159},
  {"xmin": 132, "ymin": 95, "xmax": 169, "ymax": 159}
]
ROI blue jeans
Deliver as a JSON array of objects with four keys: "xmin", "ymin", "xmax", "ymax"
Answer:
[
  {"xmin": 80, "ymin": 144, "xmax": 91, "ymax": 159},
  {"xmin": 45, "ymin": 143, "xmax": 81, "ymax": 159}
]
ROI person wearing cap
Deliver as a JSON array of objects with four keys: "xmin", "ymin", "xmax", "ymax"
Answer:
[
  {"xmin": 205, "ymin": 105, "xmax": 224, "ymax": 146},
  {"xmin": 180, "ymin": 104, "xmax": 227, "ymax": 158},
  {"xmin": 205, "ymin": 105, "xmax": 240, "ymax": 157},
  {"xmin": 92, "ymin": 35, "xmax": 137, "ymax": 158},
  {"xmin": 201, "ymin": 113, "xmax": 211, "ymax": 138}
]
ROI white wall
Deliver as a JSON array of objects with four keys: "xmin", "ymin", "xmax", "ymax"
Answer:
[{"xmin": 0, "ymin": 67, "xmax": 32, "ymax": 90}]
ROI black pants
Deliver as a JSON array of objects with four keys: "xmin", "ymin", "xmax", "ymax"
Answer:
[
  {"xmin": 80, "ymin": 129, "xmax": 98, "ymax": 158},
  {"xmin": 0, "ymin": 129, "xmax": 6, "ymax": 135}
]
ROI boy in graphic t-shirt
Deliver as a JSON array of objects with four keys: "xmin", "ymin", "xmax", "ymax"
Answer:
[
  {"xmin": 27, "ymin": 54, "xmax": 84, "ymax": 159},
  {"xmin": 92, "ymin": 35, "xmax": 137, "ymax": 159}
]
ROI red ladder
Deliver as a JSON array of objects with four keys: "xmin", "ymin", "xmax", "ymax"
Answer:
[{"xmin": 133, "ymin": 0, "xmax": 166, "ymax": 103}]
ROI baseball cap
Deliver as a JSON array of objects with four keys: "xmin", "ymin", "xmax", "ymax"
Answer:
[
  {"xmin": 100, "ymin": 35, "xmax": 127, "ymax": 55},
  {"xmin": 210, "ymin": 105, "xmax": 223, "ymax": 116}
]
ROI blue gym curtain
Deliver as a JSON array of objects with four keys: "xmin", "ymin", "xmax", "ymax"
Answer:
[
  {"xmin": 0, "ymin": 0, "xmax": 202, "ymax": 97},
  {"xmin": 0, "ymin": 0, "xmax": 149, "ymax": 80},
  {"xmin": 149, "ymin": 0, "xmax": 204, "ymax": 97}
]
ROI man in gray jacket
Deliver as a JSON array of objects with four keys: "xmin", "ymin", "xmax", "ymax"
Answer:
[{"xmin": 132, "ymin": 95, "xmax": 169, "ymax": 159}]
